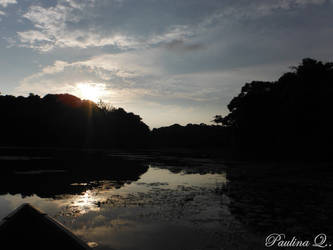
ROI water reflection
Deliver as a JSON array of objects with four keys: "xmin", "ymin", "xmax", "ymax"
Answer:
[
  {"xmin": 1, "ymin": 154, "xmax": 331, "ymax": 250},
  {"xmin": 0, "ymin": 156, "xmax": 148, "ymax": 198},
  {"xmin": 0, "ymin": 156, "xmax": 235, "ymax": 250},
  {"xmin": 56, "ymin": 166, "xmax": 231, "ymax": 250},
  {"xmin": 71, "ymin": 190, "xmax": 101, "ymax": 215}
]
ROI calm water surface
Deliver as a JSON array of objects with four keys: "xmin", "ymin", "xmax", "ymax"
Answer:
[
  {"xmin": 2, "ymin": 154, "xmax": 331, "ymax": 250},
  {"xmin": 0, "ymin": 160, "xmax": 252, "ymax": 250}
]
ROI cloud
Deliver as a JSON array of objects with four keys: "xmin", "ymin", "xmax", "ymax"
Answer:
[
  {"xmin": 6, "ymin": 0, "xmax": 333, "ymax": 128},
  {"xmin": 16, "ymin": 1, "xmax": 211, "ymax": 52},
  {"xmin": 163, "ymin": 39, "xmax": 205, "ymax": 52},
  {"xmin": 15, "ymin": 0, "xmax": 331, "ymax": 52},
  {"xmin": 16, "ymin": 46, "xmax": 290, "ymax": 109},
  {"xmin": 200, "ymin": 0, "xmax": 328, "ymax": 24},
  {"xmin": 15, "ymin": 51, "xmax": 162, "ymax": 108},
  {"xmin": 253, "ymin": 0, "xmax": 327, "ymax": 15},
  {"xmin": 15, "ymin": 48, "xmax": 162, "ymax": 99},
  {"xmin": 0, "ymin": 0, "xmax": 16, "ymax": 8},
  {"xmin": 148, "ymin": 25, "xmax": 195, "ymax": 45},
  {"xmin": 17, "ymin": 1, "xmax": 138, "ymax": 51}
]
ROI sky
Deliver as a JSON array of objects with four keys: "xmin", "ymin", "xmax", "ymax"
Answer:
[{"xmin": 0, "ymin": 0, "xmax": 333, "ymax": 128}]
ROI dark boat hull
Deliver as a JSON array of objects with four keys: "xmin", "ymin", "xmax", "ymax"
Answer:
[{"xmin": 0, "ymin": 203, "xmax": 90, "ymax": 250}]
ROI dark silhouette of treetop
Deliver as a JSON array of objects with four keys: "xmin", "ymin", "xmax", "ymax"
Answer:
[
  {"xmin": 0, "ymin": 94, "xmax": 149, "ymax": 148},
  {"xmin": 213, "ymin": 58, "xmax": 333, "ymax": 158}
]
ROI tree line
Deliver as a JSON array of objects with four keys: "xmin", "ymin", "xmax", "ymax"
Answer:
[
  {"xmin": 1, "ymin": 58, "xmax": 332, "ymax": 159},
  {"xmin": 213, "ymin": 58, "xmax": 333, "ymax": 159},
  {"xmin": 0, "ymin": 93, "xmax": 150, "ymax": 148}
]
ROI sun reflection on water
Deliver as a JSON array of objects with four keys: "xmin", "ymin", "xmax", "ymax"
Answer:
[
  {"xmin": 0, "ymin": 164, "xmax": 229, "ymax": 250},
  {"xmin": 71, "ymin": 190, "xmax": 100, "ymax": 214}
]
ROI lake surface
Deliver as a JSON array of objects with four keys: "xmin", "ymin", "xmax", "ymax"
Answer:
[
  {"xmin": 0, "ymin": 154, "xmax": 245, "ymax": 250},
  {"xmin": 0, "ymin": 152, "xmax": 332, "ymax": 250}
]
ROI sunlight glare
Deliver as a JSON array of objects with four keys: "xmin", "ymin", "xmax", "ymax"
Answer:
[
  {"xmin": 77, "ymin": 83, "xmax": 105, "ymax": 102},
  {"xmin": 72, "ymin": 190, "xmax": 100, "ymax": 214}
]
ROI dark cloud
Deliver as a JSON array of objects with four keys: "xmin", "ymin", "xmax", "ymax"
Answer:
[{"xmin": 163, "ymin": 39, "xmax": 205, "ymax": 52}]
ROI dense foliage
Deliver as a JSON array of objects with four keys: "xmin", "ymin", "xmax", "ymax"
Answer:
[
  {"xmin": 151, "ymin": 123, "xmax": 229, "ymax": 148},
  {"xmin": 0, "ymin": 94, "xmax": 150, "ymax": 148},
  {"xmin": 217, "ymin": 58, "xmax": 333, "ymax": 158}
]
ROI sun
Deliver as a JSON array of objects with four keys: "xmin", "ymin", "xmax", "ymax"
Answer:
[{"xmin": 77, "ymin": 83, "xmax": 104, "ymax": 102}]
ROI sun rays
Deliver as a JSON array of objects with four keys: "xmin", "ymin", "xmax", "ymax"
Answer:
[{"xmin": 76, "ymin": 83, "xmax": 105, "ymax": 103}]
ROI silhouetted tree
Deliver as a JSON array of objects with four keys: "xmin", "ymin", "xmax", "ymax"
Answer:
[
  {"xmin": 151, "ymin": 123, "xmax": 229, "ymax": 148},
  {"xmin": 0, "ymin": 94, "xmax": 150, "ymax": 148},
  {"xmin": 217, "ymin": 58, "xmax": 333, "ymax": 159},
  {"xmin": 97, "ymin": 99, "xmax": 114, "ymax": 112},
  {"xmin": 212, "ymin": 115, "xmax": 224, "ymax": 125}
]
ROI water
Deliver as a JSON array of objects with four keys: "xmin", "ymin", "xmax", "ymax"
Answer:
[
  {"xmin": 0, "ymin": 157, "xmax": 250, "ymax": 250},
  {"xmin": 1, "ymin": 154, "xmax": 332, "ymax": 250}
]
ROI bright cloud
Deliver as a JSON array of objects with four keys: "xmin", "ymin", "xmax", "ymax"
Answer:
[
  {"xmin": 0, "ymin": 0, "xmax": 16, "ymax": 8},
  {"xmin": 16, "ymin": 0, "xmax": 209, "ymax": 52},
  {"xmin": 18, "ymin": 2, "xmax": 128, "ymax": 51}
]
